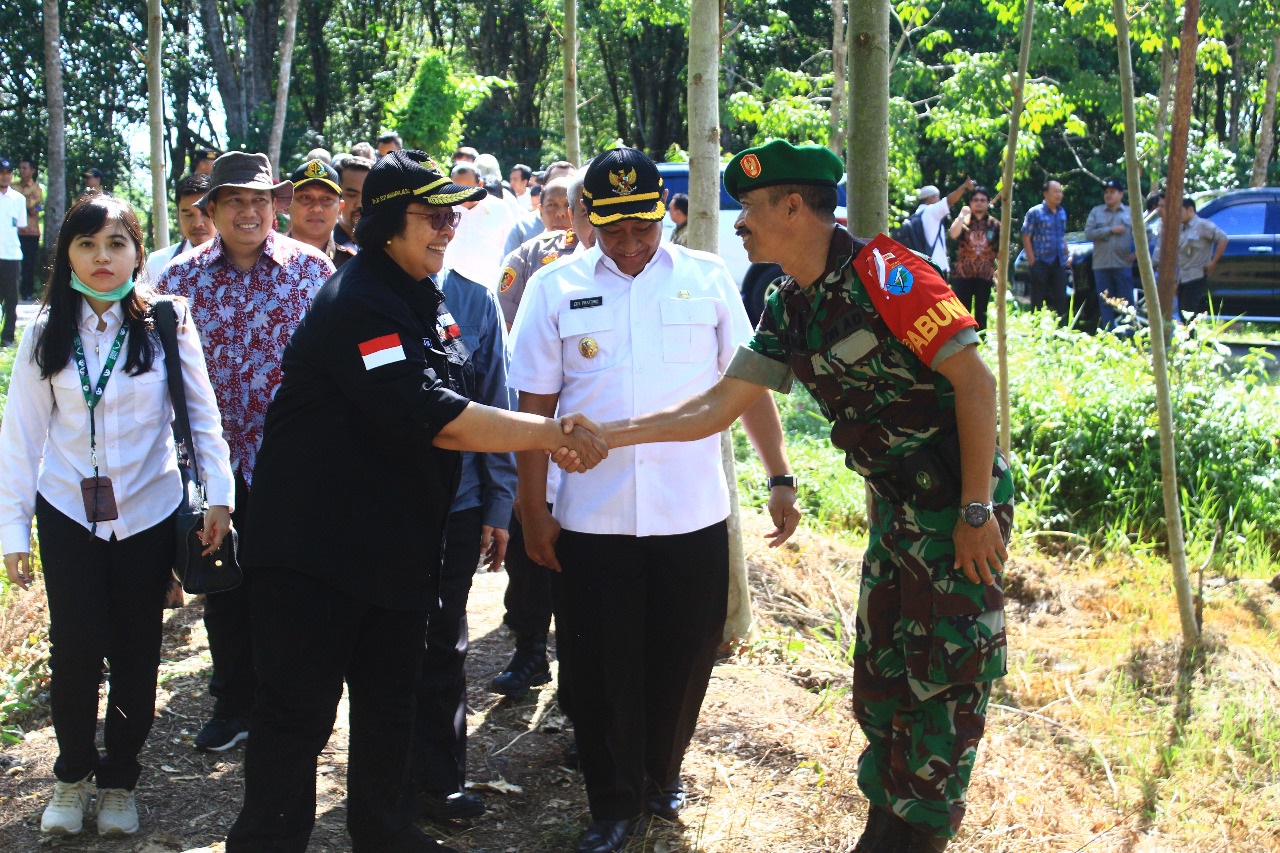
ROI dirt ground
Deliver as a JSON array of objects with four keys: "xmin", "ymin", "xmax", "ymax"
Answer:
[{"xmin": 0, "ymin": 512, "xmax": 869, "ymax": 853}]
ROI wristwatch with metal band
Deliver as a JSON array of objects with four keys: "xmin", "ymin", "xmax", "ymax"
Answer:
[{"xmin": 961, "ymin": 501, "xmax": 994, "ymax": 528}]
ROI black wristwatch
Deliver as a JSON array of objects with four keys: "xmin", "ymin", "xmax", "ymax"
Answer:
[
  {"xmin": 961, "ymin": 501, "xmax": 994, "ymax": 528},
  {"xmin": 767, "ymin": 474, "xmax": 798, "ymax": 490}
]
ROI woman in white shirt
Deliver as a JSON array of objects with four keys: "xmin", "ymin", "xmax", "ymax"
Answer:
[{"xmin": 0, "ymin": 193, "xmax": 233, "ymax": 839}]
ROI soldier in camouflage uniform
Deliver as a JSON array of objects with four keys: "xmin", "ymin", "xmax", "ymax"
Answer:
[
  {"xmin": 496, "ymin": 177, "xmax": 578, "ymax": 327},
  {"xmin": 587, "ymin": 139, "xmax": 1012, "ymax": 853}
]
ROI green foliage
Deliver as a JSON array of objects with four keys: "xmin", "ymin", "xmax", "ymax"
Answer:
[
  {"xmin": 388, "ymin": 51, "xmax": 504, "ymax": 159},
  {"xmin": 0, "ymin": 326, "xmax": 21, "ymax": 418},
  {"xmin": 726, "ymin": 68, "xmax": 833, "ymax": 148},
  {"xmin": 1007, "ymin": 310, "xmax": 1280, "ymax": 574}
]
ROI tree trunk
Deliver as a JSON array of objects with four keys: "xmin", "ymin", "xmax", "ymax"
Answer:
[
  {"xmin": 995, "ymin": 0, "xmax": 1034, "ymax": 458},
  {"xmin": 829, "ymin": 0, "xmax": 847, "ymax": 156},
  {"xmin": 268, "ymin": 0, "xmax": 301, "ymax": 177},
  {"xmin": 1251, "ymin": 32, "xmax": 1280, "ymax": 187},
  {"xmin": 1228, "ymin": 33, "xmax": 1244, "ymax": 149},
  {"xmin": 847, "ymin": 0, "xmax": 890, "ymax": 236},
  {"xmin": 1157, "ymin": 0, "xmax": 1199, "ymax": 322},
  {"xmin": 199, "ymin": 0, "xmax": 246, "ymax": 144},
  {"xmin": 148, "ymin": 0, "xmax": 170, "ymax": 250},
  {"xmin": 564, "ymin": 0, "xmax": 581, "ymax": 164},
  {"xmin": 42, "ymin": 0, "xmax": 66, "ymax": 250},
  {"xmin": 1154, "ymin": 40, "xmax": 1175, "ymax": 171},
  {"xmin": 688, "ymin": 0, "xmax": 720, "ymax": 254},
  {"xmin": 1114, "ymin": 0, "xmax": 1199, "ymax": 645}
]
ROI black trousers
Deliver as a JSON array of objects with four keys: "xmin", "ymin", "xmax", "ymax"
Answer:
[
  {"xmin": 226, "ymin": 566, "xmax": 431, "ymax": 853},
  {"xmin": 413, "ymin": 507, "xmax": 482, "ymax": 794},
  {"xmin": 19, "ymin": 234, "xmax": 40, "ymax": 299},
  {"xmin": 36, "ymin": 494, "xmax": 174, "ymax": 790},
  {"xmin": 950, "ymin": 276, "xmax": 993, "ymax": 331},
  {"xmin": 203, "ymin": 470, "xmax": 256, "ymax": 717},
  {"xmin": 1029, "ymin": 259, "xmax": 1069, "ymax": 325},
  {"xmin": 0, "ymin": 258, "xmax": 17, "ymax": 344},
  {"xmin": 1179, "ymin": 275, "xmax": 1210, "ymax": 316},
  {"xmin": 555, "ymin": 521, "xmax": 729, "ymax": 821},
  {"xmin": 502, "ymin": 514, "xmax": 555, "ymax": 637}
]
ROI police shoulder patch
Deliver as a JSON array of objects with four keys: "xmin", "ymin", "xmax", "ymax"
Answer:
[{"xmin": 499, "ymin": 267, "xmax": 517, "ymax": 292}]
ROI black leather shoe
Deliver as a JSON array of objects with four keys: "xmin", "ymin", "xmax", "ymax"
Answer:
[
  {"xmin": 575, "ymin": 817, "xmax": 640, "ymax": 853},
  {"xmin": 490, "ymin": 634, "xmax": 552, "ymax": 696},
  {"xmin": 644, "ymin": 778, "xmax": 686, "ymax": 821},
  {"xmin": 419, "ymin": 790, "xmax": 486, "ymax": 822}
]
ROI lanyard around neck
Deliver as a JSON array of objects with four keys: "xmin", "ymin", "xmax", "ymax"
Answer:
[{"xmin": 72, "ymin": 324, "xmax": 129, "ymax": 475}]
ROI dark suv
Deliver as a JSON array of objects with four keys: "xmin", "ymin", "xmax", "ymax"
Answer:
[{"xmin": 1012, "ymin": 187, "xmax": 1280, "ymax": 324}]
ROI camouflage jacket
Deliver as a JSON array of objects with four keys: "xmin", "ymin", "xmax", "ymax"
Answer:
[
  {"xmin": 497, "ymin": 228, "xmax": 579, "ymax": 326},
  {"xmin": 726, "ymin": 227, "xmax": 978, "ymax": 478}
]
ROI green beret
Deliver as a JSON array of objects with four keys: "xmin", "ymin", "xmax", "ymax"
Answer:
[{"xmin": 723, "ymin": 139, "xmax": 844, "ymax": 201}]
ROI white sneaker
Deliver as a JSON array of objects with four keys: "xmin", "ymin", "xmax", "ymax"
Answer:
[
  {"xmin": 96, "ymin": 788, "xmax": 140, "ymax": 837},
  {"xmin": 40, "ymin": 775, "xmax": 93, "ymax": 835}
]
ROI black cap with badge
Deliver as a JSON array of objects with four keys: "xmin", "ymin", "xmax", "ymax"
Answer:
[
  {"xmin": 1101, "ymin": 178, "xmax": 1124, "ymax": 191},
  {"xmin": 582, "ymin": 147, "xmax": 666, "ymax": 226},
  {"xmin": 362, "ymin": 150, "xmax": 488, "ymax": 214},
  {"xmin": 290, "ymin": 159, "xmax": 342, "ymax": 195}
]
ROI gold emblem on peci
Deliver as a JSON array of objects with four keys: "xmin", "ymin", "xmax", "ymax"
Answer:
[
  {"xmin": 608, "ymin": 168, "xmax": 638, "ymax": 196},
  {"xmin": 579, "ymin": 337, "xmax": 599, "ymax": 359}
]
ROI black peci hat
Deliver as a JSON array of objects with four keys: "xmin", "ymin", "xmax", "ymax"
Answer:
[
  {"xmin": 362, "ymin": 150, "xmax": 487, "ymax": 213},
  {"xmin": 582, "ymin": 147, "xmax": 665, "ymax": 226}
]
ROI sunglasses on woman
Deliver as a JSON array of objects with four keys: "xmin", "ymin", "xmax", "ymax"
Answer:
[{"xmin": 406, "ymin": 209, "xmax": 462, "ymax": 230}]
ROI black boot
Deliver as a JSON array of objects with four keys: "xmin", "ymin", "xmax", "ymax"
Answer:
[
  {"xmin": 489, "ymin": 633, "xmax": 551, "ymax": 696},
  {"xmin": 851, "ymin": 805, "xmax": 901, "ymax": 853},
  {"xmin": 896, "ymin": 822, "xmax": 949, "ymax": 853}
]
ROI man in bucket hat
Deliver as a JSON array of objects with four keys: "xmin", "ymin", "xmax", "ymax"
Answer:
[
  {"xmin": 575, "ymin": 139, "xmax": 1012, "ymax": 853},
  {"xmin": 156, "ymin": 151, "xmax": 335, "ymax": 758},
  {"xmin": 508, "ymin": 146, "xmax": 796, "ymax": 853}
]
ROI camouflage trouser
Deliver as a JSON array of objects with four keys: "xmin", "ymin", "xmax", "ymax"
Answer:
[{"xmin": 853, "ymin": 449, "xmax": 1014, "ymax": 839}]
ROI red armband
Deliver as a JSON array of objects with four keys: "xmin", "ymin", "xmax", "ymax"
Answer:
[{"xmin": 853, "ymin": 234, "xmax": 977, "ymax": 365}]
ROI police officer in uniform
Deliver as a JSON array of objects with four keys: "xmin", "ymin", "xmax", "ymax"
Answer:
[
  {"xmin": 583, "ymin": 139, "xmax": 1013, "ymax": 853},
  {"xmin": 495, "ymin": 176, "xmax": 578, "ymax": 330},
  {"xmin": 286, "ymin": 158, "xmax": 356, "ymax": 270},
  {"xmin": 225, "ymin": 150, "xmax": 607, "ymax": 853}
]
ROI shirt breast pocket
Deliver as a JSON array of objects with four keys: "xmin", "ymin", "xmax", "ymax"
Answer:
[
  {"xmin": 660, "ymin": 298, "xmax": 718, "ymax": 363},
  {"xmin": 132, "ymin": 368, "xmax": 171, "ymax": 426},
  {"xmin": 559, "ymin": 306, "xmax": 617, "ymax": 374}
]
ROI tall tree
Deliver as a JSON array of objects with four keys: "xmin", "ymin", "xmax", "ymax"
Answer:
[
  {"xmin": 829, "ymin": 0, "xmax": 847, "ymax": 156},
  {"xmin": 268, "ymin": 0, "xmax": 301, "ymax": 176},
  {"xmin": 1114, "ymin": 0, "xmax": 1199, "ymax": 644},
  {"xmin": 847, "ymin": 0, "xmax": 890, "ymax": 235},
  {"xmin": 564, "ymin": 0, "xmax": 581, "ymax": 164},
  {"xmin": 1252, "ymin": 32, "xmax": 1280, "ymax": 186},
  {"xmin": 41, "ymin": 0, "xmax": 65, "ymax": 247},
  {"xmin": 1156, "ymin": 0, "xmax": 1200, "ymax": 321},
  {"xmin": 147, "ymin": 0, "xmax": 169, "ymax": 248},
  {"xmin": 199, "ymin": 0, "xmax": 286, "ymax": 151}
]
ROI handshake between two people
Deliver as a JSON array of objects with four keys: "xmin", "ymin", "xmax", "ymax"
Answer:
[{"xmin": 549, "ymin": 413, "xmax": 610, "ymax": 473}]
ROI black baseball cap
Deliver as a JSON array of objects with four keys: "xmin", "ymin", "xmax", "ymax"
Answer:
[
  {"xmin": 290, "ymin": 159, "xmax": 342, "ymax": 195},
  {"xmin": 84, "ymin": 167, "xmax": 104, "ymax": 179},
  {"xmin": 0, "ymin": 159, "xmax": 12, "ymax": 172},
  {"xmin": 362, "ymin": 150, "xmax": 487, "ymax": 213},
  {"xmin": 1102, "ymin": 178, "xmax": 1125, "ymax": 191},
  {"xmin": 582, "ymin": 147, "xmax": 665, "ymax": 226}
]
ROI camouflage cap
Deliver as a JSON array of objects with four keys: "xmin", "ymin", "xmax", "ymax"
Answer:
[{"xmin": 724, "ymin": 139, "xmax": 844, "ymax": 201}]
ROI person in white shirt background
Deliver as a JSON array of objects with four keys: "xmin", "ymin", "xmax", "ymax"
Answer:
[
  {"xmin": 444, "ymin": 161, "xmax": 518, "ymax": 289},
  {"xmin": 913, "ymin": 177, "xmax": 975, "ymax": 277},
  {"xmin": 0, "ymin": 157, "xmax": 28, "ymax": 347},
  {"xmin": 143, "ymin": 174, "xmax": 218, "ymax": 284},
  {"xmin": 0, "ymin": 194, "xmax": 233, "ymax": 839}
]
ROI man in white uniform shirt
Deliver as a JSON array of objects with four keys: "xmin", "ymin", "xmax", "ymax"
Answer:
[
  {"xmin": 443, "ymin": 162, "xmax": 517, "ymax": 289},
  {"xmin": 508, "ymin": 147, "xmax": 797, "ymax": 853},
  {"xmin": 913, "ymin": 178, "xmax": 975, "ymax": 276},
  {"xmin": 0, "ymin": 158, "xmax": 28, "ymax": 347}
]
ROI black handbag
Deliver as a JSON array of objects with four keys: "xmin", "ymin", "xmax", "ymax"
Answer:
[{"xmin": 153, "ymin": 299, "xmax": 242, "ymax": 595}]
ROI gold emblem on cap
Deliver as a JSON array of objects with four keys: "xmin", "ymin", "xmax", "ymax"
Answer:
[
  {"xmin": 306, "ymin": 160, "xmax": 326, "ymax": 178},
  {"xmin": 741, "ymin": 154, "xmax": 762, "ymax": 179},
  {"xmin": 579, "ymin": 337, "xmax": 599, "ymax": 359},
  {"xmin": 608, "ymin": 168, "xmax": 638, "ymax": 196}
]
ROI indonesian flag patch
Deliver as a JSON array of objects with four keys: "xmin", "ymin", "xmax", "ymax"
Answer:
[
  {"xmin": 359, "ymin": 333, "xmax": 406, "ymax": 370},
  {"xmin": 439, "ymin": 312, "xmax": 462, "ymax": 342}
]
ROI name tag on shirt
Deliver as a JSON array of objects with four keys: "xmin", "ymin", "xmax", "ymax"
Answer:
[
  {"xmin": 570, "ymin": 296, "xmax": 603, "ymax": 310},
  {"xmin": 359, "ymin": 333, "xmax": 406, "ymax": 370}
]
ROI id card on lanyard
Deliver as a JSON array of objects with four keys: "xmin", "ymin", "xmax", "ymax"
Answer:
[{"xmin": 72, "ymin": 325, "xmax": 129, "ymax": 530}]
